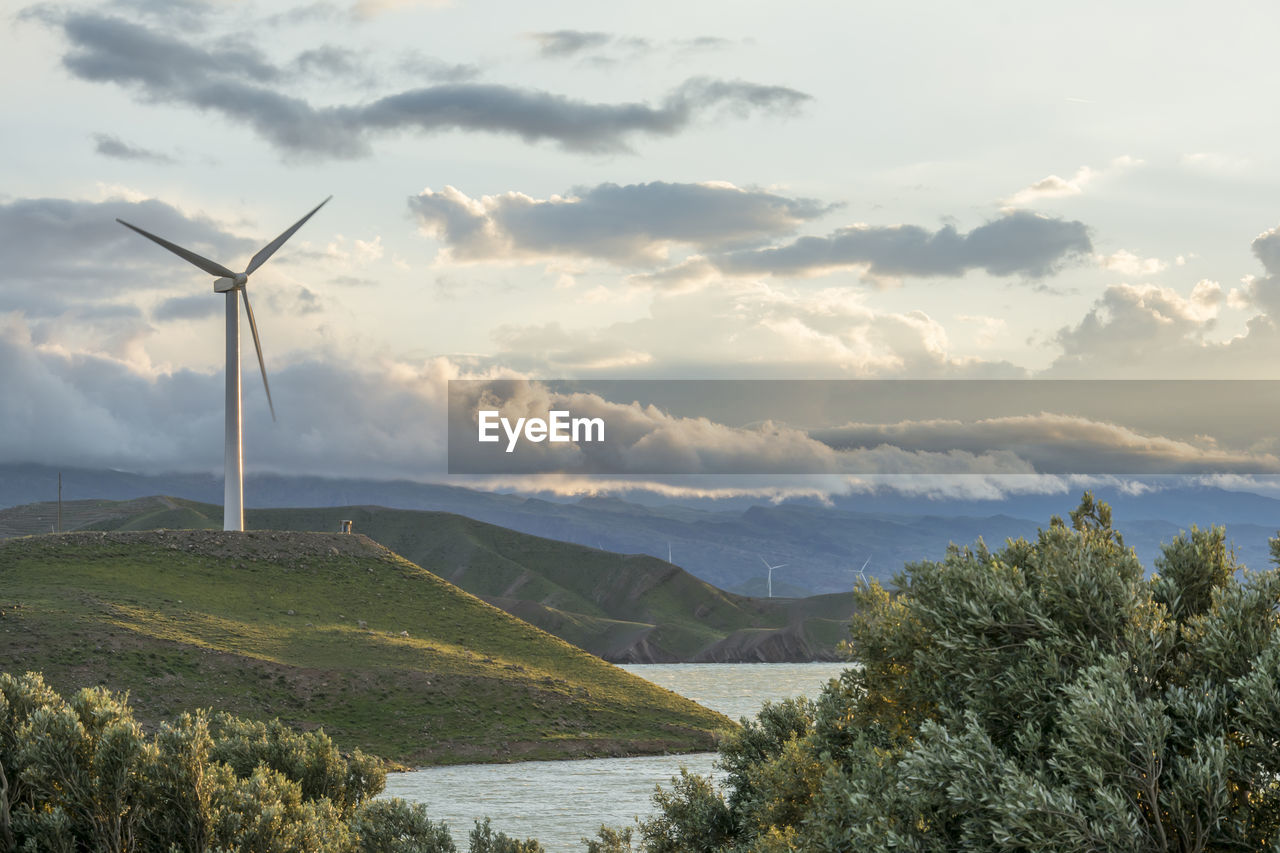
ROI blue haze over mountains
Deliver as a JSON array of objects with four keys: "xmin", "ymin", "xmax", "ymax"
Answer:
[{"xmin": 2, "ymin": 464, "xmax": 1277, "ymax": 595}]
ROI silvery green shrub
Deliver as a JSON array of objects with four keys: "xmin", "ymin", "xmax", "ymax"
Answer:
[
  {"xmin": 638, "ymin": 494, "xmax": 1280, "ymax": 851},
  {"xmin": 0, "ymin": 673, "xmax": 462, "ymax": 852}
]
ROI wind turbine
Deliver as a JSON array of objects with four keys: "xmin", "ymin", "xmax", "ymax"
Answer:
[
  {"xmin": 759, "ymin": 555, "xmax": 787, "ymax": 598},
  {"xmin": 852, "ymin": 556, "xmax": 871, "ymax": 589},
  {"xmin": 116, "ymin": 197, "xmax": 331, "ymax": 532}
]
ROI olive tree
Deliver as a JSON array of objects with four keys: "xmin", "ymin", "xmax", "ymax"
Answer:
[
  {"xmin": 636, "ymin": 494, "xmax": 1280, "ymax": 852},
  {"xmin": 0, "ymin": 673, "xmax": 473, "ymax": 853}
]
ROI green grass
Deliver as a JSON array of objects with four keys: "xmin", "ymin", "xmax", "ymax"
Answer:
[
  {"xmin": 74, "ymin": 497, "xmax": 855, "ymax": 662},
  {"xmin": 0, "ymin": 530, "xmax": 734, "ymax": 766}
]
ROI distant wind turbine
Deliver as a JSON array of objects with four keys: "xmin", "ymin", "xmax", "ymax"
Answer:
[
  {"xmin": 854, "ymin": 556, "xmax": 871, "ymax": 588},
  {"xmin": 759, "ymin": 555, "xmax": 787, "ymax": 598},
  {"xmin": 668, "ymin": 542, "xmax": 673, "ymax": 564},
  {"xmin": 116, "ymin": 197, "xmax": 331, "ymax": 532}
]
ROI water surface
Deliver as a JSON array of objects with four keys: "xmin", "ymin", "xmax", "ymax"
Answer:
[
  {"xmin": 617, "ymin": 662, "xmax": 850, "ymax": 722},
  {"xmin": 384, "ymin": 662, "xmax": 850, "ymax": 851}
]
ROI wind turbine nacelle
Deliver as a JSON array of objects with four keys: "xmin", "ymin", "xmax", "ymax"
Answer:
[{"xmin": 214, "ymin": 273, "xmax": 248, "ymax": 292}]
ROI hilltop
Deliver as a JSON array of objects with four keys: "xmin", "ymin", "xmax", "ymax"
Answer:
[
  {"xmin": 13, "ymin": 496, "xmax": 855, "ymax": 662},
  {"xmin": 0, "ymin": 530, "xmax": 734, "ymax": 765}
]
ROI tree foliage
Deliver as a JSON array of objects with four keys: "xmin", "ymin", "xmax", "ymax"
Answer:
[
  {"xmin": 628, "ymin": 493, "xmax": 1280, "ymax": 852},
  {"xmin": 0, "ymin": 674, "xmax": 521, "ymax": 852}
]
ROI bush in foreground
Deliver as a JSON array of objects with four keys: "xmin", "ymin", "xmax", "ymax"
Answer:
[
  {"xmin": 619, "ymin": 494, "xmax": 1280, "ymax": 851},
  {"xmin": 0, "ymin": 673, "xmax": 541, "ymax": 852}
]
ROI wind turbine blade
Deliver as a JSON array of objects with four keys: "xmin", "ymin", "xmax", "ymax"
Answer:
[
  {"xmin": 245, "ymin": 196, "xmax": 332, "ymax": 275},
  {"xmin": 116, "ymin": 219, "xmax": 237, "ymax": 278},
  {"xmin": 773, "ymin": 564, "xmax": 787, "ymax": 569},
  {"xmin": 241, "ymin": 289, "xmax": 276, "ymax": 422},
  {"xmin": 760, "ymin": 556, "xmax": 771, "ymax": 569}
]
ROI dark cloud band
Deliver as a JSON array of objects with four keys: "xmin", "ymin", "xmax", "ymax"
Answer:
[
  {"xmin": 0, "ymin": 196, "xmax": 249, "ymax": 305},
  {"xmin": 717, "ymin": 211, "xmax": 1093, "ymax": 279},
  {"xmin": 42, "ymin": 10, "xmax": 809, "ymax": 158},
  {"xmin": 92, "ymin": 133, "xmax": 175, "ymax": 164},
  {"xmin": 411, "ymin": 183, "xmax": 1089, "ymax": 280},
  {"xmin": 410, "ymin": 181, "xmax": 834, "ymax": 264}
]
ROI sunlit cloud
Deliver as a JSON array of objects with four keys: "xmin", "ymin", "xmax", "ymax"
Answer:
[{"xmin": 1002, "ymin": 156, "xmax": 1141, "ymax": 208}]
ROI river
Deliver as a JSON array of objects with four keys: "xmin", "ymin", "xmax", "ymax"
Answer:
[{"xmin": 383, "ymin": 662, "xmax": 850, "ymax": 852}]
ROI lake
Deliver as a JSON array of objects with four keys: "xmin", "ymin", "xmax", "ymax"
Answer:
[{"xmin": 383, "ymin": 662, "xmax": 850, "ymax": 852}]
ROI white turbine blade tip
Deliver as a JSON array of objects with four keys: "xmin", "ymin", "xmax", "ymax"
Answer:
[{"xmin": 244, "ymin": 195, "xmax": 333, "ymax": 275}]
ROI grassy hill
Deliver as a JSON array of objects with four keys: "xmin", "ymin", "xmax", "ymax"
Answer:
[
  {"xmin": 26, "ymin": 496, "xmax": 856, "ymax": 662},
  {"xmin": 0, "ymin": 530, "xmax": 734, "ymax": 766}
]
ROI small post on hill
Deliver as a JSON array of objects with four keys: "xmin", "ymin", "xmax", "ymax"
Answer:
[{"xmin": 57, "ymin": 472, "xmax": 63, "ymax": 534}]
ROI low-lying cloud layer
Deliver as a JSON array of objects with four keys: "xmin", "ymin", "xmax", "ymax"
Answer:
[
  {"xmin": 810, "ymin": 413, "xmax": 1277, "ymax": 475},
  {"xmin": 35, "ymin": 9, "xmax": 808, "ymax": 157},
  {"xmin": 0, "ymin": 313, "xmax": 451, "ymax": 479},
  {"xmin": 0, "ymin": 311, "xmax": 1069, "ymax": 500},
  {"xmin": 447, "ymin": 380, "xmax": 1280, "ymax": 476}
]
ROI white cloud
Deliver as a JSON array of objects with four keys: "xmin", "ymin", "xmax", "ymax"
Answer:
[
  {"xmin": 324, "ymin": 234, "xmax": 385, "ymax": 265},
  {"xmin": 1054, "ymin": 281, "xmax": 1221, "ymax": 369},
  {"xmin": 1181, "ymin": 152, "xmax": 1251, "ymax": 174},
  {"xmin": 351, "ymin": 0, "xmax": 452, "ymax": 18},
  {"xmin": 1002, "ymin": 155, "xmax": 1141, "ymax": 208},
  {"xmin": 626, "ymin": 258, "xmax": 720, "ymax": 292},
  {"xmin": 957, "ymin": 314, "xmax": 1008, "ymax": 348},
  {"xmin": 487, "ymin": 281, "xmax": 1024, "ymax": 378},
  {"xmin": 1098, "ymin": 249, "xmax": 1167, "ymax": 277},
  {"xmin": 1038, "ymin": 277, "xmax": 1280, "ymax": 379}
]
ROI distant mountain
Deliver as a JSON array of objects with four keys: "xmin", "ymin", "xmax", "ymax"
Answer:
[
  {"xmin": 4, "ymin": 464, "xmax": 1277, "ymax": 593},
  {"xmin": 3, "ymin": 496, "xmax": 854, "ymax": 663},
  {"xmin": 818, "ymin": 486, "xmax": 1280, "ymax": 529}
]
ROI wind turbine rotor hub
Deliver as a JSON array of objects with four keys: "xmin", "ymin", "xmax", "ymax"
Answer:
[{"xmin": 213, "ymin": 273, "xmax": 249, "ymax": 293}]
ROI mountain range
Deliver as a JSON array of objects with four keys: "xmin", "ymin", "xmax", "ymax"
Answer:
[{"xmin": 3, "ymin": 464, "xmax": 1278, "ymax": 594}]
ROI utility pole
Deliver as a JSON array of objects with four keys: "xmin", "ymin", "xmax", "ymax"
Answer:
[{"xmin": 57, "ymin": 472, "xmax": 63, "ymax": 533}]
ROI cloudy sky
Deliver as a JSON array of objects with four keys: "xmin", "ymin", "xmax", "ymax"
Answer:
[{"xmin": 5, "ymin": 0, "xmax": 1280, "ymax": 499}]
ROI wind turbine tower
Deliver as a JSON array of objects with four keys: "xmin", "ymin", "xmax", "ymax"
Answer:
[{"xmin": 117, "ymin": 197, "xmax": 331, "ymax": 531}]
